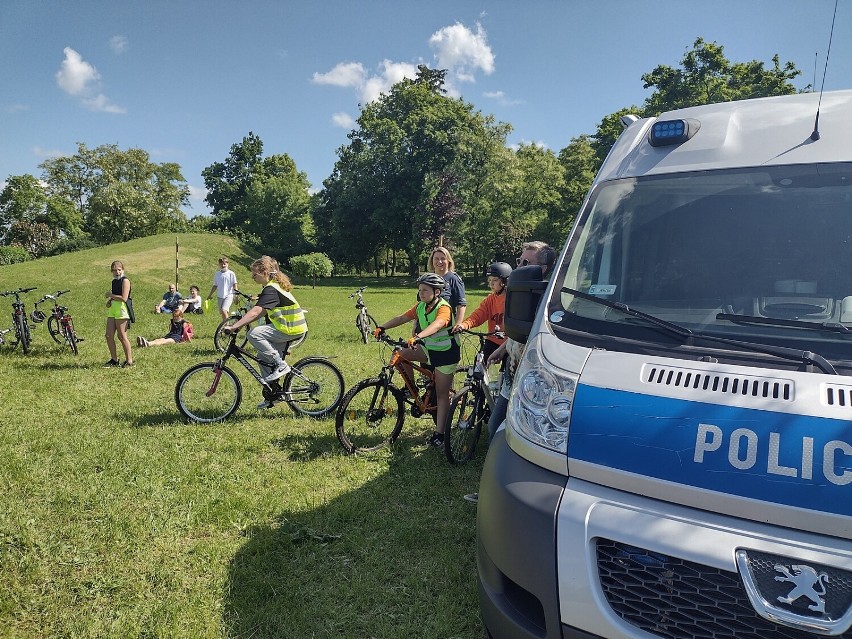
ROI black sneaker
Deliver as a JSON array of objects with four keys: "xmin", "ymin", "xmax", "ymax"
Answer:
[
  {"xmin": 425, "ymin": 431, "xmax": 444, "ymax": 447},
  {"xmin": 120, "ymin": 361, "xmax": 135, "ymax": 368},
  {"xmin": 102, "ymin": 359, "xmax": 120, "ymax": 368}
]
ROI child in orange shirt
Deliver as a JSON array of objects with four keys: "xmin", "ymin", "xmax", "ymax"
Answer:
[{"xmin": 451, "ymin": 262, "xmax": 511, "ymax": 362}]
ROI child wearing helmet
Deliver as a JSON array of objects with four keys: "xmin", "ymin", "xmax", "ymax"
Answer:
[
  {"xmin": 373, "ymin": 272, "xmax": 460, "ymax": 448},
  {"xmin": 450, "ymin": 261, "xmax": 510, "ymax": 363}
]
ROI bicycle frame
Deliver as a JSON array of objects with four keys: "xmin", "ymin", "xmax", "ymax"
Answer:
[
  {"xmin": 379, "ymin": 334, "xmax": 438, "ymax": 416},
  {"xmin": 455, "ymin": 329, "xmax": 505, "ymax": 411}
]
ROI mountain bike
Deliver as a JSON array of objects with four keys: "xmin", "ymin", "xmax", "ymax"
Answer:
[
  {"xmin": 349, "ymin": 286, "xmax": 377, "ymax": 344},
  {"xmin": 213, "ymin": 289, "xmax": 258, "ymax": 352},
  {"xmin": 175, "ymin": 328, "xmax": 344, "ymax": 423},
  {"xmin": 335, "ymin": 333, "xmax": 440, "ymax": 454},
  {"xmin": 32, "ymin": 289, "xmax": 81, "ymax": 355},
  {"xmin": 0, "ymin": 287, "xmax": 36, "ymax": 353},
  {"xmin": 444, "ymin": 329, "xmax": 503, "ymax": 464}
]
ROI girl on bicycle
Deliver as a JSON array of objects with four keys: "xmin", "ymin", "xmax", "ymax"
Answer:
[
  {"xmin": 373, "ymin": 272, "xmax": 460, "ymax": 447},
  {"xmin": 104, "ymin": 260, "xmax": 133, "ymax": 368},
  {"xmin": 450, "ymin": 261, "xmax": 511, "ymax": 363},
  {"xmin": 222, "ymin": 256, "xmax": 307, "ymax": 408}
]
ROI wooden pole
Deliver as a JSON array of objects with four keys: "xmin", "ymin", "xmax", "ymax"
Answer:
[{"xmin": 175, "ymin": 236, "xmax": 179, "ymax": 289}]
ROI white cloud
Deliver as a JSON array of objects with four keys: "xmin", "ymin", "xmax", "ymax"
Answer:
[
  {"xmin": 55, "ymin": 47, "xmax": 125, "ymax": 114},
  {"xmin": 110, "ymin": 35, "xmax": 128, "ymax": 54},
  {"xmin": 5, "ymin": 103, "xmax": 29, "ymax": 113},
  {"xmin": 429, "ymin": 22, "xmax": 494, "ymax": 83},
  {"xmin": 331, "ymin": 112, "xmax": 356, "ymax": 129},
  {"xmin": 312, "ymin": 62, "xmax": 366, "ymax": 88},
  {"xmin": 484, "ymin": 90, "xmax": 524, "ymax": 107},
  {"xmin": 56, "ymin": 47, "xmax": 100, "ymax": 96},
  {"xmin": 32, "ymin": 145, "xmax": 65, "ymax": 159},
  {"xmin": 188, "ymin": 185, "xmax": 208, "ymax": 202},
  {"xmin": 361, "ymin": 60, "xmax": 418, "ymax": 103}
]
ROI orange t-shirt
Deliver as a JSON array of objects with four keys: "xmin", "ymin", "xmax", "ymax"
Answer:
[{"xmin": 459, "ymin": 291, "xmax": 506, "ymax": 345}]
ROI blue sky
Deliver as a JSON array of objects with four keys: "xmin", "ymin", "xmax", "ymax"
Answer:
[{"xmin": 2, "ymin": 0, "xmax": 851, "ymax": 217}]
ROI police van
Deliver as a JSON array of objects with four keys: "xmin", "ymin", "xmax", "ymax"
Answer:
[{"xmin": 477, "ymin": 90, "xmax": 852, "ymax": 639}]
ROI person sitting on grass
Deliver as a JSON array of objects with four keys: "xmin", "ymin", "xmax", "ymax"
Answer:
[
  {"xmin": 137, "ymin": 308, "xmax": 189, "ymax": 348},
  {"xmin": 179, "ymin": 285, "xmax": 203, "ymax": 314},
  {"xmin": 154, "ymin": 283, "xmax": 182, "ymax": 314}
]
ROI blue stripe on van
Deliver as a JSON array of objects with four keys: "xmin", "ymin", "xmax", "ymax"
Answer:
[{"xmin": 568, "ymin": 384, "xmax": 852, "ymax": 516}]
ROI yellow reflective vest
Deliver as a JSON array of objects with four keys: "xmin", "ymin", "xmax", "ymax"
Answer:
[
  {"xmin": 266, "ymin": 282, "xmax": 307, "ymax": 336},
  {"xmin": 416, "ymin": 298, "xmax": 454, "ymax": 351}
]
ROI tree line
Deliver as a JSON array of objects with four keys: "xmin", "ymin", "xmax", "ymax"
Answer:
[{"xmin": 0, "ymin": 38, "xmax": 801, "ymax": 272}]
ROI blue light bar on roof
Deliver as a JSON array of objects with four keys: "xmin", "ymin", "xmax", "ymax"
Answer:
[{"xmin": 649, "ymin": 118, "xmax": 700, "ymax": 147}]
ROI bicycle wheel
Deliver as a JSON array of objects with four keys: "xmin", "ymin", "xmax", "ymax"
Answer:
[
  {"xmin": 283, "ymin": 357, "xmax": 345, "ymax": 417},
  {"xmin": 335, "ymin": 378, "xmax": 405, "ymax": 454},
  {"xmin": 47, "ymin": 316, "xmax": 63, "ymax": 344},
  {"xmin": 175, "ymin": 363, "xmax": 242, "ymax": 423},
  {"xmin": 355, "ymin": 313, "xmax": 378, "ymax": 344},
  {"xmin": 445, "ymin": 386, "xmax": 486, "ymax": 464},
  {"xmin": 214, "ymin": 315, "xmax": 251, "ymax": 352},
  {"xmin": 15, "ymin": 313, "xmax": 30, "ymax": 354},
  {"xmin": 63, "ymin": 322, "xmax": 79, "ymax": 355}
]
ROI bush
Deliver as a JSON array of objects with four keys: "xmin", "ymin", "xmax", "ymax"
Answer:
[
  {"xmin": 289, "ymin": 252, "xmax": 333, "ymax": 287},
  {"xmin": 0, "ymin": 246, "xmax": 31, "ymax": 265},
  {"xmin": 44, "ymin": 236, "xmax": 99, "ymax": 257}
]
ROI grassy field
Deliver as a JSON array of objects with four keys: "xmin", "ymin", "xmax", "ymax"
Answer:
[{"xmin": 0, "ymin": 234, "xmax": 492, "ymax": 638}]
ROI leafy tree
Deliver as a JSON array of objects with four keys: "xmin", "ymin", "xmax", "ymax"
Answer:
[
  {"xmin": 38, "ymin": 143, "xmax": 189, "ymax": 244},
  {"xmin": 202, "ymin": 132, "xmax": 264, "ymax": 230},
  {"xmin": 0, "ymin": 174, "xmax": 46, "ymax": 239},
  {"xmin": 289, "ymin": 252, "xmax": 333, "ymax": 288},
  {"xmin": 315, "ymin": 65, "xmax": 511, "ymax": 276},
  {"xmin": 0, "ymin": 245, "xmax": 30, "ymax": 265}
]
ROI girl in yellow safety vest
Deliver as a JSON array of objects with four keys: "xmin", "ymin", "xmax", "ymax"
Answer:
[
  {"xmin": 373, "ymin": 272, "xmax": 460, "ymax": 448},
  {"xmin": 223, "ymin": 256, "xmax": 307, "ymax": 409}
]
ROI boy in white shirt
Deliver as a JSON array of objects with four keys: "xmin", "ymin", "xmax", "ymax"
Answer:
[{"xmin": 207, "ymin": 256, "xmax": 238, "ymax": 321}]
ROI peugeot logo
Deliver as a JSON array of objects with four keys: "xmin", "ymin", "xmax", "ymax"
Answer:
[
  {"xmin": 736, "ymin": 549, "xmax": 852, "ymax": 635},
  {"xmin": 774, "ymin": 564, "xmax": 830, "ymax": 613}
]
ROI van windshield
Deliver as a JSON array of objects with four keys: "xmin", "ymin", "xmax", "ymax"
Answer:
[{"xmin": 551, "ymin": 164, "xmax": 852, "ymax": 367}]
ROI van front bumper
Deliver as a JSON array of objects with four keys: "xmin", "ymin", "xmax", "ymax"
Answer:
[{"xmin": 477, "ymin": 429, "xmax": 586, "ymax": 639}]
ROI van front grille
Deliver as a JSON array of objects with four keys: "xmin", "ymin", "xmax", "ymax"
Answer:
[
  {"xmin": 597, "ymin": 539, "xmax": 851, "ymax": 639},
  {"xmin": 643, "ymin": 364, "xmax": 793, "ymax": 402}
]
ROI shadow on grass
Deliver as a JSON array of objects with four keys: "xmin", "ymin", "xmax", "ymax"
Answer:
[
  {"xmin": 270, "ymin": 432, "xmax": 341, "ymax": 462},
  {"xmin": 124, "ymin": 409, "xmax": 257, "ymax": 429},
  {"xmin": 222, "ymin": 433, "xmax": 485, "ymax": 639}
]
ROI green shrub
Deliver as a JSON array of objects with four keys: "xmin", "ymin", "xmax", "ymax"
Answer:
[
  {"xmin": 0, "ymin": 245, "xmax": 31, "ymax": 265},
  {"xmin": 289, "ymin": 252, "xmax": 333, "ymax": 287},
  {"xmin": 43, "ymin": 236, "xmax": 99, "ymax": 257}
]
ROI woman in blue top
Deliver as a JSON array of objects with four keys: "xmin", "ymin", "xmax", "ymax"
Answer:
[{"xmin": 429, "ymin": 246, "xmax": 467, "ymax": 325}]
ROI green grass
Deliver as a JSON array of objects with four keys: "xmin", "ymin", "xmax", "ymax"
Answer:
[{"xmin": 0, "ymin": 234, "xmax": 491, "ymax": 638}]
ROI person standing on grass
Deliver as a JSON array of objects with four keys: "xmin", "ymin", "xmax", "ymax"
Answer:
[
  {"xmin": 104, "ymin": 260, "xmax": 133, "ymax": 368},
  {"xmin": 429, "ymin": 246, "xmax": 467, "ymax": 325},
  {"xmin": 222, "ymin": 256, "xmax": 307, "ymax": 409},
  {"xmin": 207, "ymin": 256, "xmax": 238, "ymax": 321}
]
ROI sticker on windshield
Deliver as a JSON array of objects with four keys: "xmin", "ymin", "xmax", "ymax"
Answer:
[
  {"xmin": 550, "ymin": 311, "xmax": 565, "ymax": 323},
  {"xmin": 589, "ymin": 284, "xmax": 616, "ymax": 295}
]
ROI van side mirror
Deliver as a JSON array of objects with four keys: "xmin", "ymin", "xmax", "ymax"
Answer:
[{"xmin": 504, "ymin": 265, "xmax": 546, "ymax": 344}]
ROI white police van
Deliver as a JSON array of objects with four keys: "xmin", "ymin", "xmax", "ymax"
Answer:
[{"xmin": 478, "ymin": 90, "xmax": 852, "ymax": 639}]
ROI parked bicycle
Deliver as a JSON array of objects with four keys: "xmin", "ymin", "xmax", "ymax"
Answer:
[
  {"xmin": 335, "ymin": 332, "xmax": 441, "ymax": 454},
  {"xmin": 175, "ymin": 327, "xmax": 344, "ymax": 423},
  {"xmin": 31, "ymin": 289, "xmax": 82, "ymax": 355},
  {"xmin": 0, "ymin": 328, "xmax": 12, "ymax": 346},
  {"xmin": 0, "ymin": 287, "xmax": 36, "ymax": 353},
  {"xmin": 444, "ymin": 329, "xmax": 503, "ymax": 464},
  {"xmin": 349, "ymin": 286, "xmax": 377, "ymax": 344},
  {"xmin": 213, "ymin": 289, "xmax": 257, "ymax": 352}
]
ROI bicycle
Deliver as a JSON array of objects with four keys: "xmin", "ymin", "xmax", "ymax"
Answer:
[
  {"xmin": 444, "ymin": 329, "xmax": 503, "ymax": 464},
  {"xmin": 175, "ymin": 328, "xmax": 345, "ymax": 423},
  {"xmin": 31, "ymin": 289, "xmax": 82, "ymax": 355},
  {"xmin": 213, "ymin": 289, "xmax": 257, "ymax": 352},
  {"xmin": 0, "ymin": 287, "xmax": 36, "ymax": 353},
  {"xmin": 349, "ymin": 286, "xmax": 377, "ymax": 344},
  {"xmin": 335, "ymin": 332, "xmax": 440, "ymax": 454}
]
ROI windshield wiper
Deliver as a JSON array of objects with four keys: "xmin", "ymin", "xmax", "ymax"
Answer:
[
  {"xmin": 560, "ymin": 286, "xmax": 838, "ymax": 375},
  {"xmin": 716, "ymin": 311, "xmax": 852, "ymax": 334}
]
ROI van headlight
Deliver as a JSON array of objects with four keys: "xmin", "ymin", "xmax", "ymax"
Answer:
[{"xmin": 506, "ymin": 335, "xmax": 576, "ymax": 453}]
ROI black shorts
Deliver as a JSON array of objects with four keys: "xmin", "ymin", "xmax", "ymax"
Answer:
[{"xmin": 425, "ymin": 341, "xmax": 461, "ymax": 369}]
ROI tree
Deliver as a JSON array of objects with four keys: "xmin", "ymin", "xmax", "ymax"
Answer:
[
  {"xmin": 39, "ymin": 143, "xmax": 189, "ymax": 245},
  {"xmin": 315, "ymin": 66, "xmax": 511, "ymax": 275},
  {"xmin": 202, "ymin": 133, "xmax": 265, "ymax": 230},
  {"xmin": 0, "ymin": 174, "xmax": 47, "ymax": 245},
  {"xmin": 289, "ymin": 252, "xmax": 333, "ymax": 288}
]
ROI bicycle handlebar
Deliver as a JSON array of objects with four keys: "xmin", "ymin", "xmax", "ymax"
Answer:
[
  {"xmin": 452, "ymin": 327, "xmax": 505, "ymax": 340},
  {"xmin": 348, "ymin": 286, "xmax": 367, "ymax": 298},
  {"xmin": 35, "ymin": 290, "xmax": 71, "ymax": 305},
  {"xmin": 0, "ymin": 287, "xmax": 37, "ymax": 297},
  {"xmin": 375, "ymin": 332, "xmax": 424, "ymax": 348}
]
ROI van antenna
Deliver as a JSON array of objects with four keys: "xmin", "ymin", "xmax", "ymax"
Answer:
[{"xmin": 811, "ymin": 0, "xmax": 839, "ymax": 141}]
